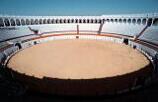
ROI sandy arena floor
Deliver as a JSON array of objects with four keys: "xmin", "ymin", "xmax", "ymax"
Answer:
[{"xmin": 7, "ymin": 39, "xmax": 150, "ymax": 79}]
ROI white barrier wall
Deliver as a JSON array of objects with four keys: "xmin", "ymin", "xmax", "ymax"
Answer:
[
  {"xmin": 79, "ymin": 24, "xmax": 100, "ymax": 32},
  {"xmin": 30, "ymin": 24, "xmax": 77, "ymax": 33},
  {"xmin": 102, "ymin": 23, "xmax": 146, "ymax": 36}
]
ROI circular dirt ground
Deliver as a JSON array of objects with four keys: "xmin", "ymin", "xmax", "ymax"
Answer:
[{"xmin": 7, "ymin": 39, "xmax": 150, "ymax": 79}]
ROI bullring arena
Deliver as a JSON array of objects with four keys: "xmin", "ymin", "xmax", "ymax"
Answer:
[{"xmin": 0, "ymin": 14, "xmax": 158, "ymax": 96}]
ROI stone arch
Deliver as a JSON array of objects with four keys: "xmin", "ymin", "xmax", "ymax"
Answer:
[
  {"xmin": 43, "ymin": 19, "xmax": 47, "ymax": 24},
  {"xmin": 71, "ymin": 19, "xmax": 74, "ymax": 23},
  {"xmin": 132, "ymin": 19, "xmax": 136, "ymax": 24},
  {"xmin": 0, "ymin": 18, "xmax": 4, "ymax": 27},
  {"xmin": 63, "ymin": 19, "xmax": 66, "ymax": 23},
  {"xmin": 26, "ymin": 19, "xmax": 30, "ymax": 25},
  {"xmin": 16, "ymin": 19, "xmax": 21, "ymax": 26},
  {"xmin": 83, "ymin": 19, "xmax": 86, "ymax": 23},
  {"xmin": 137, "ymin": 19, "xmax": 141, "ymax": 25},
  {"xmin": 114, "ymin": 19, "xmax": 118, "ymax": 23},
  {"xmin": 102, "ymin": 19, "xmax": 105, "ymax": 23},
  {"xmin": 39, "ymin": 19, "xmax": 43, "ymax": 24},
  {"xmin": 147, "ymin": 18, "xmax": 153, "ymax": 26},
  {"xmin": 59, "ymin": 19, "xmax": 63, "ymax": 23},
  {"xmin": 87, "ymin": 19, "xmax": 90, "ymax": 23},
  {"xmin": 75, "ymin": 19, "xmax": 78, "ymax": 23},
  {"xmin": 47, "ymin": 19, "xmax": 51, "ymax": 24},
  {"xmin": 119, "ymin": 19, "xmax": 122, "ymax": 23},
  {"xmin": 142, "ymin": 18, "xmax": 147, "ymax": 25},
  {"xmin": 123, "ymin": 19, "xmax": 126, "ymax": 23},
  {"xmin": 4, "ymin": 18, "xmax": 10, "ymax": 26},
  {"xmin": 128, "ymin": 19, "xmax": 131, "ymax": 24},
  {"xmin": 31, "ymin": 19, "xmax": 35, "ymax": 25},
  {"xmin": 153, "ymin": 18, "xmax": 158, "ymax": 26},
  {"xmin": 79, "ymin": 19, "xmax": 82, "ymax": 23},
  {"xmin": 110, "ymin": 19, "xmax": 114, "ymax": 23},
  {"xmin": 34, "ymin": 19, "xmax": 39, "ymax": 24},
  {"xmin": 98, "ymin": 19, "xmax": 102, "ymax": 23},
  {"xmin": 21, "ymin": 19, "xmax": 26, "ymax": 25},
  {"xmin": 51, "ymin": 19, "xmax": 54, "ymax": 24},
  {"xmin": 90, "ymin": 19, "xmax": 94, "ymax": 23},
  {"xmin": 10, "ymin": 19, "xmax": 16, "ymax": 26},
  {"xmin": 94, "ymin": 19, "xmax": 98, "ymax": 23},
  {"xmin": 67, "ymin": 19, "xmax": 70, "ymax": 23}
]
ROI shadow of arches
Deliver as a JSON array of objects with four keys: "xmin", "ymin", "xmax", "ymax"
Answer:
[
  {"xmin": 147, "ymin": 18, "xmax": 153, "ymax": 26},
  {"xmin": 153, "ymin": 18, "xmax": 158, "ymax": 26}
]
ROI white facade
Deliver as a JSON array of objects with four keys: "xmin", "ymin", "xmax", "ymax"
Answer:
[{"xmin": 0, "ymin": 13, "xmax": 158, "ymax": 44}]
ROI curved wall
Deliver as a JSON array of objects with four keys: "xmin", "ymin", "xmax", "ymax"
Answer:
[
  {"xmin": 0, "ymin": 13, "xmax": 158, "ymax": 73},
  {"xmin": 0, "ymin": 13, "xmax": 158, "ymax": 44},
  {"xmin": 0, "ymin": 13, "xmax": 158, "ymax": 95}
]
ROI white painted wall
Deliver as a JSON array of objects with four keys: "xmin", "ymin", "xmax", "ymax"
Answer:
[{"xmin": 102, "ymin": 22, "xmax": 145, "ymax": 36}]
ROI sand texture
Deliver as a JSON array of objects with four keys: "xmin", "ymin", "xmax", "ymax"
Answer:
[{"xmin": 7, "ymin": 39, "xmax": 150, "ymax": 79}]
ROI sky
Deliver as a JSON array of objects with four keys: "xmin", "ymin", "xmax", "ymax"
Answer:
[{"xmin": 0, "ymin": 0, "xmax": 158, "ymax": 16}]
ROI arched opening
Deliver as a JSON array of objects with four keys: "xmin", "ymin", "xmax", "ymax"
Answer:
[
  {"xmin": 47, "ymin": 19, "xmax": 51, "ymax": 24},
  {"xmin": 0, "ymin": 18, "xmax": 4, "ymax": 27},
  {"xmin": 34, "ymin": 19, "xmax": 39, "ymax": 24},
  {"xmin": 34, "ymin": 41, "xmax": 37, "ymax": 45},
  {"xmin": 132, "ymin": 19, "xmax": 136, "ymax": 24},
  {"xmin": 26, "ymin": 19, "xmax": 30, "ymax": 25},
  {"xmin": 39, "ymin": 19, "xmax": 42, "ymax": 24},
  {"xmin": 75, "ymin": 19, "xmax": 78, "ymax": 23},
  {"xmin": 67, "ymin": 19, "xmax": 70, "ymax": 23},
  {"xmin": 43, "ymin": 19, "xmax": 47, "ymax": 24},
  {"xmin": 16, "ymin": 19, "xmax": 21, "ymax": 26},
  {"xmin": 71, "ymin": 19, "xmax": 74, "ymax": 23},
  {"xmin": 95, "ymin": 19, "xmax": 98, "ymax": 23},
  {"xmin": 107, "ymin": 19, "xmax": 110, "ymax": 22},
  {"xmin": 59, "ymin": 19, "xmax": 63, "ymax": 23},
  {"xmin": 51, "ymin": 19, "xmax": 54, "ymax": 24},
  {"xmin": 10, "ymin": 19, "xmax": 16, "ymax": 26},
  {"xmin": 115, "ymin": 19, "xmax": 118, "ymax": 23},
  {"xmin": 142, "ymin": 19, "xmax": 147, "ymax": 25},
  {"xmin": 111, "ymin": 19, "xmax": 114, "ymax": 23},
  {"xmin": 21, "ymin": 19, "xmax": 26, "ymax": 25},
  {"xmin": 31, "ymin": 19, "xmax": 34, "ymax": 25},
  {"xmin": 15, "ymin": 43, "xmax": 22, "ymax": 49},
  {"xmin": 91, "ymin": 19, "xmax": 94, "ymax": 23},
  {"xmin": 83, "ymin": 19, "xmax": 86, "ymax": 23},
  {"xmin": 79, "ymin": 19, "xmax": 82, "ymax": 23},
  {"xmin": 123, "ymin": 38, "xmax": 129, "ymax": 45},
  {"xmin": 119, "ymin": 19, "xmax": 122, "ymax": 23},
  {"xmin": 147, "ymin": 18, "xmax": 153, "ymax": 26},
  {"xmin": 123, "ymin": 19, "xmax": 126, "ymax": 23},
  {"xmin": 128, "ymin": 19, "xmax": 131, "ymax": 24},
  {"xmin": 87, "ymin": 19, "xmax": 90, "ymax": 23},
  {"xmin": 98, "ymin": 19, "xmax": 102, "ymax": 23},
  {"xmin": 133, "ymin": 45, "xmax": 137, "ymax": 49},
  {"xmin": 63, "ymin": 19, "xmax": 66, "ymax": 23},
  {"xmin": 102, "ymin": 19, "xmax": 105, "ymax": 23},
  {"xmin": 137, "ymin": 19, "xmax": 141, "ymax": 25},
  {"xmin": 153, "ymin": 18, "xmax": 158, "ymax": 26},
  {"xmin": 4, "ymin": 18, "xmax": 10, "ymax": 26}
]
